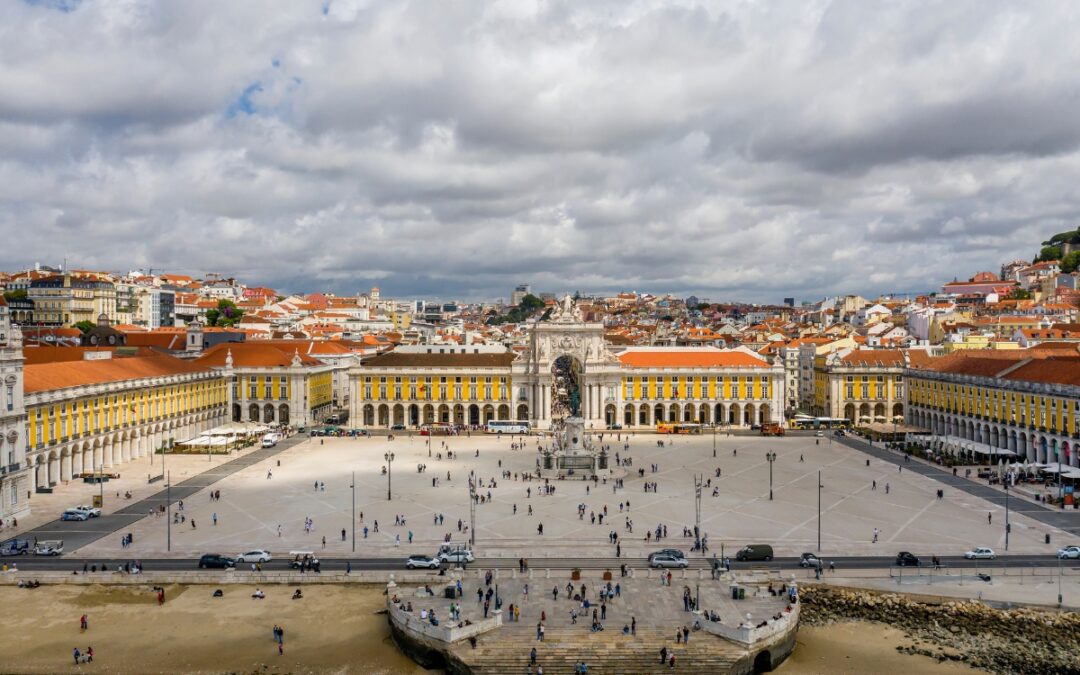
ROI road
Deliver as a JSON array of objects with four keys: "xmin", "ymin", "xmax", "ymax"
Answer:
[
  {"xmin": 3, "ymin": 553, "xmax": 1076, "ymax": 572},
  {"xmin": 10, "ymin": 434, "xmax": 307, "ymax": 552},
  {"xmin": 835, "ymin": 434, "xmax": 1080, "ymax": 536}
]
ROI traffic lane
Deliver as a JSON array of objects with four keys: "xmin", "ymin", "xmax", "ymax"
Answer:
[{"xmin": 3, "ymin": 555, "xmax": 1077, "ymax": 572}]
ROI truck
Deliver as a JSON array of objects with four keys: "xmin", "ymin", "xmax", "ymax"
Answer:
[
  {"xmin": 760, "ymin": 423, "xmax": 785, "ymax": 436},
  {"xmin": 0, "ymin": 538, "xmax": 31, "ymax": 556}
]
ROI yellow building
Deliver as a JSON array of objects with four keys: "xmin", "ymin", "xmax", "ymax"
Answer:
[
  {"xmin": 906, "ymin": 349, "xmax": 1080, "ymax": 467},
  {"xmin": 23, "ymin": 353, "xmax": 227, "ymax": 489},
  {"xmin": 197, "ymin": 342, "xmax": 340, "ymax": 426},
  {"xmin": 811, "ymin": 348, "xmax": 909, "ymax": 422}
]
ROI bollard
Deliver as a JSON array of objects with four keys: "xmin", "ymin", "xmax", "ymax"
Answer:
[{"xmin": 545, "ymin": 568, "xmax": 550, "ymax": 579}]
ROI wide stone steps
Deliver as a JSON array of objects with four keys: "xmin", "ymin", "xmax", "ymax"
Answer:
[{"xmin": 451, "ymin": 627, "xmax": 744, "ymax": 674}]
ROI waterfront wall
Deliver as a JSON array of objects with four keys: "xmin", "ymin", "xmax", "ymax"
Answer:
[{"xmin": 800, "ymin": 585, "xmax": 1080, "ymax": 675}]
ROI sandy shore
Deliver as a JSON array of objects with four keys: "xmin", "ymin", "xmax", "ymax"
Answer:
[
  {"xmin": 778, "ymin": 622, "xmax": 983, "ymax": 674},
  {"xmin": 0, "ymin": 584, "xmax": 429, "ymax": 675}
]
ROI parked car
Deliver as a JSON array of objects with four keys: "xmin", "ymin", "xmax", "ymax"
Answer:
[
  {"xmin": 735, "ymin": 544, "xmax": 774, "ymax": 562},
  {"xmin": 648, "ymin": 548, "xmax": 687, "ymax": 561},
  {"xmin": 1, "ymin": 538, "xmax": 32, "ymax": 556},
  {"xmin": 198, "ymin": 554, "xmax": 236, "ymax": 569},
  {"xmin": 73, "ymin": 505, "xmax": 102, "ymax": 518},
  {"xmin": 390, "ymin": 424, "xmax": 406, "ymax": 431},
  {"xmin": 964, "ymin": 547, "xmax": 996, "ymax": 560},
  {"xmin": 814, "ymin": 431, "xmax": 824, "ymax": 437},
  {"xmin": 799, "ymin": 552, "xmax": 822, "ymax": 568},
  {"xmin": 61, "ymin": 509, "xmax": 89, "ymax": 521},
  {"xmin": 1056, "ymin": 545, "xmax": 1080, "ymax": 559},
  {"xmin": 406, "ymin": 555, "xmax": 442, "ymax": 569},
  {"xmin": 235, "ymin": 549, "xmax": 272, "ymax": 563},
  {"xmin": 438, "ymin": 548, "xmax": 475, "ymax": 564},
  {"xmin": 34, "ymin": 540, "xmax": 64, "ymax": 556},
  {"xmin": 895, "ymin": 551, "xmax": 921, "ymax": 567},
  {"xmin": 649, "ymin": 553, "xmax": 689, "ymax": 569}
]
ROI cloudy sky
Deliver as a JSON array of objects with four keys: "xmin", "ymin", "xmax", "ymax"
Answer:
[{"xmin": 2, "ymin": 0, "xmax": 1078, "ymax": 303}]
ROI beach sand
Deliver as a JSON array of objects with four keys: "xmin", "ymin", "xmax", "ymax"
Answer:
[
  {"xmin": 778, "ymin": 622, "xmax": 983, "ymax": 674},
  {"xmin": 0, "ymin": 583, "xmax": 429, "ymax": 675}
]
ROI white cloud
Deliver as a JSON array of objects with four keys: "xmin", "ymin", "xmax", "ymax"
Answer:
[{"xmin": 2, "ymin": 0, "xmax": 1079, "ymax": 301}]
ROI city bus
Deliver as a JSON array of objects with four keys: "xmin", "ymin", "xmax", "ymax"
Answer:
[
  {"xmin": 657, "ymin": 423, "xmax": 703, "ymax": 434},
  {"xmin": 485, "ymin": 420, "xmax": 531, "ymax": 434},
  {"xmin": 791, "ymin": 417, "xmax": 849, "ymax": 430},
  {"xmin": 420, "ymin": 423, "xmax": 456, "ymax": 436}
]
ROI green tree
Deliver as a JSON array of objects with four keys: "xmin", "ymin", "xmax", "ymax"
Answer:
[
  {"xmin": 205, "ymin": 299, "xmax": 245, "ymax": 327},
  {"xmin": 2, "ymin": 289, "xmax": 27, "ymax": 302},
  {"xmin": 518, "ymin": 293, "xmax": 544, "ymax": 311},
  {"xmin": 1062, "ymin": 251, "xmax": 1080, "ymax": 274},
  {"xmin": 1035, "ymin": 245, "xmax": 1062, "ymax": 262},
  {"xmin": 73, "ymin": 320, "xmax": 96, "ymax": 334},
  {"xmin": 1009, "ymin": 287, "xmax": 1032, "ymax": 300}
]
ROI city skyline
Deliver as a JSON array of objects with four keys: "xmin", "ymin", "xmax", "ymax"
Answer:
[{"xmin": 4, "ymin": 2, "xmax": 1080, "ymax": 301}]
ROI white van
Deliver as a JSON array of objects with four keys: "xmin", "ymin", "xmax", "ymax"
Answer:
[{"xmin": 261, "ymin": 433, "xmax": 279, "ymax": 448}]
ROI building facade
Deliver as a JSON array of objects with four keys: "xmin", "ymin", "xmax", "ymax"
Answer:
[
  {"xmin": 23, "ymin": 354, "xmax": 228, "ymax": 490},
  {"xmin": 811, "ymin": 349, "xmax": 907, "ymax": 422},
  {"xmin": 349, "ymin": 298, "xmax": 784, "ymax": 430},
  {"xmin": 906, "ymin": 351, "xmax": 1080, "ymax": 467},
  {"xmin": 0, "ymin": 297, "xmax": 30, "ymax": 522}
]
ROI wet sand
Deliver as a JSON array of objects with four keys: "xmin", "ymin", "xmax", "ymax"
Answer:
[
  {"xmin": 2, "ymin": 584, "xmax": 985, "ymax": 674},
  {"xmin": 0, "ymin": 583, "xmax": 428, "ymax": 675},
  {"xmin": 778, "ymin": 622, "xmax": 983, "ymax": 674}
]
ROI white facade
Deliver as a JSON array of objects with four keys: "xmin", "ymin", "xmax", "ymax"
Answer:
[{"xmin": 0, "ymin": 303, "xmax": 29, "ymax": 523}]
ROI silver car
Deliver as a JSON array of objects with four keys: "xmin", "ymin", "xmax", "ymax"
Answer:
[
  {"xmin": 438, "ymin": 549, "xmax": 475, "ymax": 564},
  {"xmin": 649, "ymin": 553, "xmax": 689, "ymax": 569},
  {"xmin": 1057, "ymin": 545, "xmax": 1080, "ymax": 559}
]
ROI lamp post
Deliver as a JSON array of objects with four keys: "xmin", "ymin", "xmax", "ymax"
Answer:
[
  {"xmin": 712, "ymin": 424, "xmax": 716, "ymax": 457},
  {"xmin": 1004, "ymin": 479, "xmax": 1010, "ymax": 551},
  {"xmin": 351, "ymin": 470, "xmax": 356, "ymax": 553},
  {"xmin": 817, "ymin": 470, "xmax": 823, "ymax": 552},
  {"xmin": 694, "ymin": 474, "xmax": 703, "ymax": 554},
  {"xmin": 468, "ymin": 478, "xmax": 477, "ymax": 548},
  {"xmin": 384, "ymin": 452, "xmax": 394, "ymax": 501},
  {"xmin": 766, "ymin": 451, "xmax": 776, "ymax": 501},
  {"xmin": 166, "ymin": 469, "xmax": 171, "ymax": 552}
]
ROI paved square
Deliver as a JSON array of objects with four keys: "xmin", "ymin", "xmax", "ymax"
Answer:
[{"xmin": 72, "ymin": 432, "xmax": 1070, "ymax": 560}]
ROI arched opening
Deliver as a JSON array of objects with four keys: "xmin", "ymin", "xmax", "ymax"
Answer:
[
  {"xmin": 438, "ymin": 405, "xmax": 450, "ymax": 424},
  {"xmin": 232, "ymin": 403, "xmax": 241, "ymax": 422},
  {"xmin": 714, "ymin": 404, "xmax": 723, "ymax": 425},
  {"xmin": 392, "ymin": 404, "xmax": 405, "ymax": 426},
  {"xmin": 858, "ymin": 403, "xmax": 870, "ymax": 423},
  {"xmin": 497, "ymin": 404, "xmax": 510, "ymax": 420},
  {"xmin": 669, "ymin": 403, "xmax": 680, "ymax": 423},
  {"xmin": 551, "ymin": 354, "xmax": 583, "ymax": 421},
  {"xmin": 482, "ymin": 404, "xmax": 495, "ymax": 423},
  {"xmin": 377, "ymin": 405, "xmax": 390, "ymax": 426},
  {"xmin": 516, "ymin": 404, "xmax": 529, "ymax": 421},
  {"xmin": 729, "ymin": 404, "xmax": 740, "ymax": 425},
  {"xmin": 248, "ymin": 404, "xmax": 260, "ymax": 422},
  {"xmin": 408, "ymin": 404, "xmax": 420, "ymax": 426},
  {"xmin": 683, "ymin": 403, "xmax": 695, "ymax": 423},
  {"xmin": 744, "ymin": 403, "xmax": 756, "ymax": 426},
  {"xmin": 605, "ymin": 404, "xmax": 616, "ymax": 427},
  {"xmin": 753, "ymin": 650, "xmax": 773, "ymax": 673},
  {"xmin": 264, "ymin": 404, "xmax": 275, "ymax": 423},
  {"xmin": 423, "ymin": 404, "xmax": 435, "ymax": 424},
  {"xmin": 760, "ymin": 404, "xmax": 771, "ymax": 424},
  {"xmin": 873, "ymin": 403, "xmax": 886, "ymax": 421},
  {"xmin": 279, "ymin": 404, "xmax": 290, "ymax": 425},
  {"xmin": 624, "ymin": 404, "xmax": 634, "ymax": 426},
  {"xmin": 654, "ymin": 404, "xmax": 665, "ymax": 425},
  {"xmin": 468, "ymin": 404, "xmax": 480, "ymax": 426},
  {"xmin": 892, "ymin": 402, "xmax": 904, "ymax": 420},
  {"xmin": 453, "ymin": 404, "xmax": 465, "ymax": 425},
  {"xmin": 363, "ymin": 404, "xmax": 375, "ymax": 426},
  {"xmin": 639, "ymin": 404, "xmax": 650, "ymax": 426}
]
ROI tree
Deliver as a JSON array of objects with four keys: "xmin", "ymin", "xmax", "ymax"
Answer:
[
  {"xmin": 2, "ymin": 289, "xmax": 27, "ymax": 302},
  {"xmin": 518, "ymin": 294, "xmax": 544, "ymax": 311},
  {"xmin": 205, "ymin": 299, "xmax": 245, "ymax": 327},
  {"xmin": 1035, "ymin": 245, "xmax": 1062, "ymax": 262},
  {"xmin": 73, "ymin": 320, "xmax": 96, "ymax": 334},
  {"xmin": 1009, "ymin": 287, "xmax": 1032, "ymax": 300},
  {"xmin": 1062, "ymin": 251, "xmax": 1080, "ymax": 274}
]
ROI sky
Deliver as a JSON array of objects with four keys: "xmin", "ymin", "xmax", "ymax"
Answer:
[{"xmin": 2, "ymin": 0, "xmax": 1079, "ymax": 303}]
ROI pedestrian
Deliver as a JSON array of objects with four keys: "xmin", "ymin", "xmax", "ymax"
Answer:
[
  {"xmin": 988, "ymin": 512, "xmax": 992, "ymax": 524},
  {"xmin": 341, "ymin": 528, "xmax": 347, "ymax": 541},
  {"xmin": 872, "ymin": 527, "xmax": 879, "ymax": 543},
  {"xmin": 531, "ymin": 647, "xmax": 537, "ymax": 664},
  {"xmin": 631, "ymin": 616, "xmax": 636, "ymax": 635},
  {"xmin": 80, "ymin": 614, "xmax": 88, "ymax": 631},
  {"xmin": 212, "ymin": 512, "xmax": 218, "ymax": 526},
  {"xmin": 86, "ymin": 646, "xmax": 93, "ymax": 662},
  {"xmin": 73, "ymin": 647, "xmax": 81, "ymax": 665}
]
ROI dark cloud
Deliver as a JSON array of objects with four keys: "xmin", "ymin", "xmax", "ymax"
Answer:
[{"xmin": 2, "ymin": 0, "xmax": 1079, "ymax": 303}]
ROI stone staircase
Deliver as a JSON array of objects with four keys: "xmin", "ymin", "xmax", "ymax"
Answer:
[{"xmin": 450, "ymin": 626, "xmax": 746, "ymax": 674}]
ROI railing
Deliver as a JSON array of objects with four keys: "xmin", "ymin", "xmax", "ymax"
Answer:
[{"xmin": 387, "ymin": 598, "xmax": 501, "ymax": 644}]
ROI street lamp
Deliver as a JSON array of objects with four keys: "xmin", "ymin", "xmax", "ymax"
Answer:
[
  {"xmin": 384, "ymin": 452, "xmax": 394, "ymax": 501},
  {"xmin": 1004, "ymin": 480, "xmax": 1010, "ymax": 551},
  {"xmin": 817, "ymin": 470, "xmax": 823, "ymax": 553},
  {"xmin": 766, "ymin": 451, "xmax": 777, "ymax": 501},
  {"xmin": 351, "ymin": 470, "xmax": 356, "ymax": 553},
  {"xmin": 712, "ymin": 424, "xmax": 716, "ymax": 458}
]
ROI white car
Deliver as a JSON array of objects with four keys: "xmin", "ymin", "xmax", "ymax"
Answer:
[
  {"xmin": 814, "ymin": 431, "xmax": 824, "ymax": 437},
  {"xmin": 61, "ymin": 509, "xmax": 89, "ymax": 521},
  {"xmin": 438, "ymin": 549, "xmax": 475, "ymax": 564},
  {"xmin": 1057, "ymin": 545, "xmax": 1080, "ymax": 559},
  {"xmin": 73, "ymin": 505, "xmax": 102, "ymax": 517},
  {"xmin": 406, "ymin": 555, "xmax": 442, "ymax": 569},
  {"xmin": 235, "ymin": 549, "xmax": 272, "ymax": 563},
  {"xmin": 964, "ymin": 547, "xmax": 996, "ymax": 560}
]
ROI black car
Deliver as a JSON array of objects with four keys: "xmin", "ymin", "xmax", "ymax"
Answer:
[
  {"xmin": 895, "ymin": 551, "xmax": 920, "ymax": 567},
  {"xmin": 198, "ymin": 554, "xmax": 236, "ymax": 569}
]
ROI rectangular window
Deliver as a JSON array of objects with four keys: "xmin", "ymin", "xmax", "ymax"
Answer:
[{"xmin": 5, "ymin": 386, "xmax": 12, "ymax": 412}]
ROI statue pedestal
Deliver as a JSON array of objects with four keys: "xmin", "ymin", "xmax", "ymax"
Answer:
[{"xmin": 552, "ymin": 417, "xmax": 597, "ymax": 475}]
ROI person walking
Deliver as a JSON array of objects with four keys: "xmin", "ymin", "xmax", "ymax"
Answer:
[{"xmin": 73, "ymin": 647, "xmax": 81, "ymax": 665}]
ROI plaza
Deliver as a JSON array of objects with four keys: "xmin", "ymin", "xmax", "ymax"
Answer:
[{"xmin": 69, "ymin": 430, "xmax": 1072, "ymax": 560}]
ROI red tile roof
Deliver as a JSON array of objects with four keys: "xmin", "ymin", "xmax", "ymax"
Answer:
[
  {"xmin": 618, "ymin": 349, "xmax": 768, "ymax": 368},
  {"xmin": 25, "ymin": 355, "xmax": 213, "ymax": 394}
]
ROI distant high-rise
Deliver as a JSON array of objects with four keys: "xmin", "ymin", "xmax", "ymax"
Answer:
[
  {"xmin": 783, "ymin": 297, "xmax": 795, "ymax": 307},
  {"xmin": 511, "ymin": 284, "xmax": 531, "ymax": 306}
]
